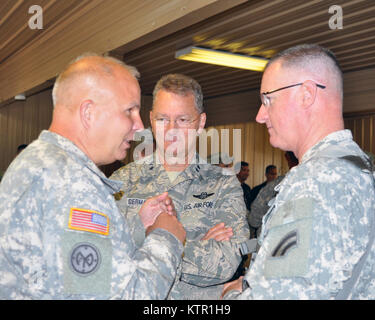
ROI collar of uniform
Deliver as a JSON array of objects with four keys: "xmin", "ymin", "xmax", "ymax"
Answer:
[
  {"xmin": 137, "ymin": 152, "xmax": 207, "ymax": 182},
  {"xmin": 39, "ymin": 130, "xmax": 122, "ymax": 193},
  {"xmin": 137, "ymin": 152, "xmax": 166, "ymax": 178},
  {"xmin": 179, "ymin": 154, "xmax": 212, "ymax": 181},
  {"xmin": 300, "ymin": 129, "xmax": 352, "ymax": 164}
]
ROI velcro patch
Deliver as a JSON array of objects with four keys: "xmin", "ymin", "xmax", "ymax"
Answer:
[
  {"xmin": 271, "ymin": 230, "xmax": 298, "ymax": 257},
  {"xmin": 264, "ymin": 197, "xmax": 315, "ymax": 279},
  {"xmin": 68, "ymin": 208, "xmax": 109, "ymax": 236}
]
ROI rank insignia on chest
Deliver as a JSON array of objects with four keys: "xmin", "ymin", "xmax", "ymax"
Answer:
[{"xmin": 68, "ymin": 208, "xmax": 109, "ymax": 236}]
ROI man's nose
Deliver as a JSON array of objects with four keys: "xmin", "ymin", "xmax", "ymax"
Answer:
[
  {"xmin": 166, "ymin": 119, "xmax": 178, "ymax": 130},
  {"xmin": 255, "ymin": 104, "xmax": 268, "ymax": 124},
  {"xmin": 133, "ymin": 112, "xmax": 144, "ymax": 131}
]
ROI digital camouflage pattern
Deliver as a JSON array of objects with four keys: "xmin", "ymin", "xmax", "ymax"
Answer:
[
  {"xmin": 225, "ymin": 130, "xmax": 375, "ymax": 300},
  {"xmin": 110, "ymin": 153, "xmax": 250, "ymax": 299},
  {"xmin": 0, "ymin": 131, "xmax": 183, "ymax": 299},
  {"xmin": 248, "ymin": 176, "xmax": 283, "ymax": 231}
]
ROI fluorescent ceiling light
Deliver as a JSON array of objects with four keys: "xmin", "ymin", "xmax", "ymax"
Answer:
[
  {"xmin": 14, "ymin": 93, "xmax": 26, "ymax": 100},
  {"xmin": 175, "ymin": 46, "xmax": 269, "ymax": 72}
]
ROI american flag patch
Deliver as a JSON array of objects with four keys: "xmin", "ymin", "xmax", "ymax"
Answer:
[{"xmin": 68, "ymin": 208, "xmax": 109, "ymax": 236}]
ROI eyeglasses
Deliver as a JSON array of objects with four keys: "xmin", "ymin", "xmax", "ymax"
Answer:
[
  {"xmin": 260, "ymin": 82, "xmax": 326, "ymax": 107},
  {"xmin": 152, "ymin": 116, "xmax": 200, "ymax": 128}
]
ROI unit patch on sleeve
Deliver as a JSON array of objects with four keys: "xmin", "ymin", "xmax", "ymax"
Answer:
[
  {"xmin": 70, "ymin": 242, "xmax": 101, "ymax": 276},
  {"xmin": 68, "ymin": 208, "xmax": 109, "ymax": 236}
]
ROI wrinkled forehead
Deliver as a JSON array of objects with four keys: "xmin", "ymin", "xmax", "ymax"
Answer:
[{"xmin": 153, "ymin": 89, "xmax": 197, "ymax": 114}]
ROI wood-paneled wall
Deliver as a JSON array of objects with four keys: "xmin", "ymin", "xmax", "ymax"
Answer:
[
  {"xmin": 344, "ymin": 112, "xmax": 375, "ymax": 156},
  {"xmin": 0, "ymin": 89, "xmax": 52, "ymax": 176},
  {"xmin": 205, "ymin": 122, "xmax": 289, "ymax": 188}
]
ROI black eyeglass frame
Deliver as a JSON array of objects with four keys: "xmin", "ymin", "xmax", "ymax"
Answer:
[{"xmin": 260, "ymin": 82, "xmax": 326, "ymax": 106}]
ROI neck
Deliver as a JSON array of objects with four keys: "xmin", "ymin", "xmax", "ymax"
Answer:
[
  {"xmin": 295, "ymin": 119, "xmax": 344, "ymax": 160},
  {"xmin": 49, "ymin": 117, "xmax": 95, "ymax": 164},
  {"xmin": 157, "ymin": 148, "xmax": 195, "ymax": 172}
]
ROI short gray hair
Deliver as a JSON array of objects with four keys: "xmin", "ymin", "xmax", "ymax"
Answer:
[
  {"xmin": 265, "ymin": 44, "xmax": 343, "ymax": 98},
  {"xmin": 152, "ymin": 74, "xmax": 204, "ymax": 113},
  {"xmin": 52, "ymin": 52, "xmax": 139, "ymax": 107}
]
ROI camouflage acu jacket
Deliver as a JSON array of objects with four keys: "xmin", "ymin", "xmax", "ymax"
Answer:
[
  {"xmin": 0, "ymin": 131, "xmax": 183, "ymax": 299},
  {"xmin": 225, "ymin": 130, "xmax": 375, "ymax": 300},
  {"xmin": 110, "ymin": 154, "xmax": 250, "ymax": 299},
  {"xmin": 248, "ymin": 176, "xmax": 284, "ymax": 229}
]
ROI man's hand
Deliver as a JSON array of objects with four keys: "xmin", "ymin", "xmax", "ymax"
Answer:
[
  {"xmin": 220, "ymin": 276, "xmax": 243, "ymax": 299},
  {"xmin": 139, "ymin": 192, "xmax": 176, "ymax": 229},
  {"xmin": 146, "ymin": 212, "xmax": 186, "ymax": 244},
  {"xmin": 202, "ymin": 222, "xmax": 233, "ymax": 241}
]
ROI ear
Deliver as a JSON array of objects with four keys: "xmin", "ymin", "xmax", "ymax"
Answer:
[
  {"xmin": 149, "ymin": 110, "xmax": 155, "ymax": 134},
  {"xmin": 197, "ymin": 112, "xmax": 206, "ymax": 134},
  {"xmin": 149, "ymin": 110, "xmax": 153, "ymax": 126},
  {"xmin": 300, "ymin": 80, "xmax": 318, "ymax": 109},
  {"xmin": 79, "ymin": 100, "xmax": 94, "ymax": 129}
]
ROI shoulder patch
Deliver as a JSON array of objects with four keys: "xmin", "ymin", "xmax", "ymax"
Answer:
[
  {"xmin": 68, "ymin": 208, "xmax": 109, "ymax": 236},
  {"xmin": 70, "ymin": 242, "xmax": 101, "ymax": 276}
]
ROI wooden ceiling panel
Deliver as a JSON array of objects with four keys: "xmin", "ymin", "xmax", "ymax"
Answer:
[
  {"xmin": 1, "ymin": 0, "xmax": 245, "ymax": 104},
  {"xmin": 0, "ymin": 0, "xmax": 85, "ymax": 63},
  {"xmin": 118, "ymin": 0, "xmax": 375, "ymax": 100}
]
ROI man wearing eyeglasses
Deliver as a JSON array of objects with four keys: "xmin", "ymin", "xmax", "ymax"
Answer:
[
  {"xmin": 111, "ymin": 74, "xmax": 250, "ymax": 299},
  {"xmin": 222, "ymin": 44, "xmax": 375, "ymax": 300}
]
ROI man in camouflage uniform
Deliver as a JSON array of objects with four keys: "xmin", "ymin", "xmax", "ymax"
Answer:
[
  {"xmin": 222, "ymin": 44, "xmax": 375, "ymax": 299},
  {"xmin": 248, "ymin": 175, "xmax": 283, "ymax": 239},
  {"xmin": 0, "ymin": 54, "xmax": 186, "ymax": 299},
  {"xmin": 111, "ymin": 74, "xmax": 250, "ymax": 299},
  {"xmin": 248, "ymin": 152, "xmax": 298, "ymax": 239}
]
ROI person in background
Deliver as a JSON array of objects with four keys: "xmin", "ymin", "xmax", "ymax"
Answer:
[
  {"xmin": 248, "ymin": 165, "xmax": 277, "ymax": 208},
  {"xmin": 222, "ymin": 44, "xmax": 375, "ymax": 300},
  {"xmin": 111, "ymin": 73, "xmax": 250, "ymax": 299},
  {"xmin": 0, "ymin": 144, "xmax": 29, "ymax": 182},
  {"xmin": 248, "ymin": 153, "xmax": 298, "ymax": 239},
  {"xmin": 16, "ymin": 144, "xmax": 28, "ymax": 155},
  {"xmin": 236, "ymin": 161, "xmax": 252, "ymax": 212},
  {"xmin": 0, "ymin": 54, "xmax": 186, "ymax": 299}
]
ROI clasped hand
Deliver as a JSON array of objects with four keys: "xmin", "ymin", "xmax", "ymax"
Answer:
[{"xmin": 139, "ymin": 192, "xmax": 176, "ymax": 228}]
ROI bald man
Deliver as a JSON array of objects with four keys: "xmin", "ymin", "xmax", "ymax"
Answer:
[
  {"xmin": 0, "ymin": 54, "xmax": 185, "ymax": 299},
  {"xmin": 222, "ymin": 44, "xmax": 375, "ymax": 299}
]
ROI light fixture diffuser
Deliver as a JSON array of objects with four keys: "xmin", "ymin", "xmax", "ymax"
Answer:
[
  {"xmin": 14, "ymin": 93, "xmax": 26, "ymax": 101},
  {"xmin": 175, "ymin": 46, "xmax": 269, "ymax": 72}
]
